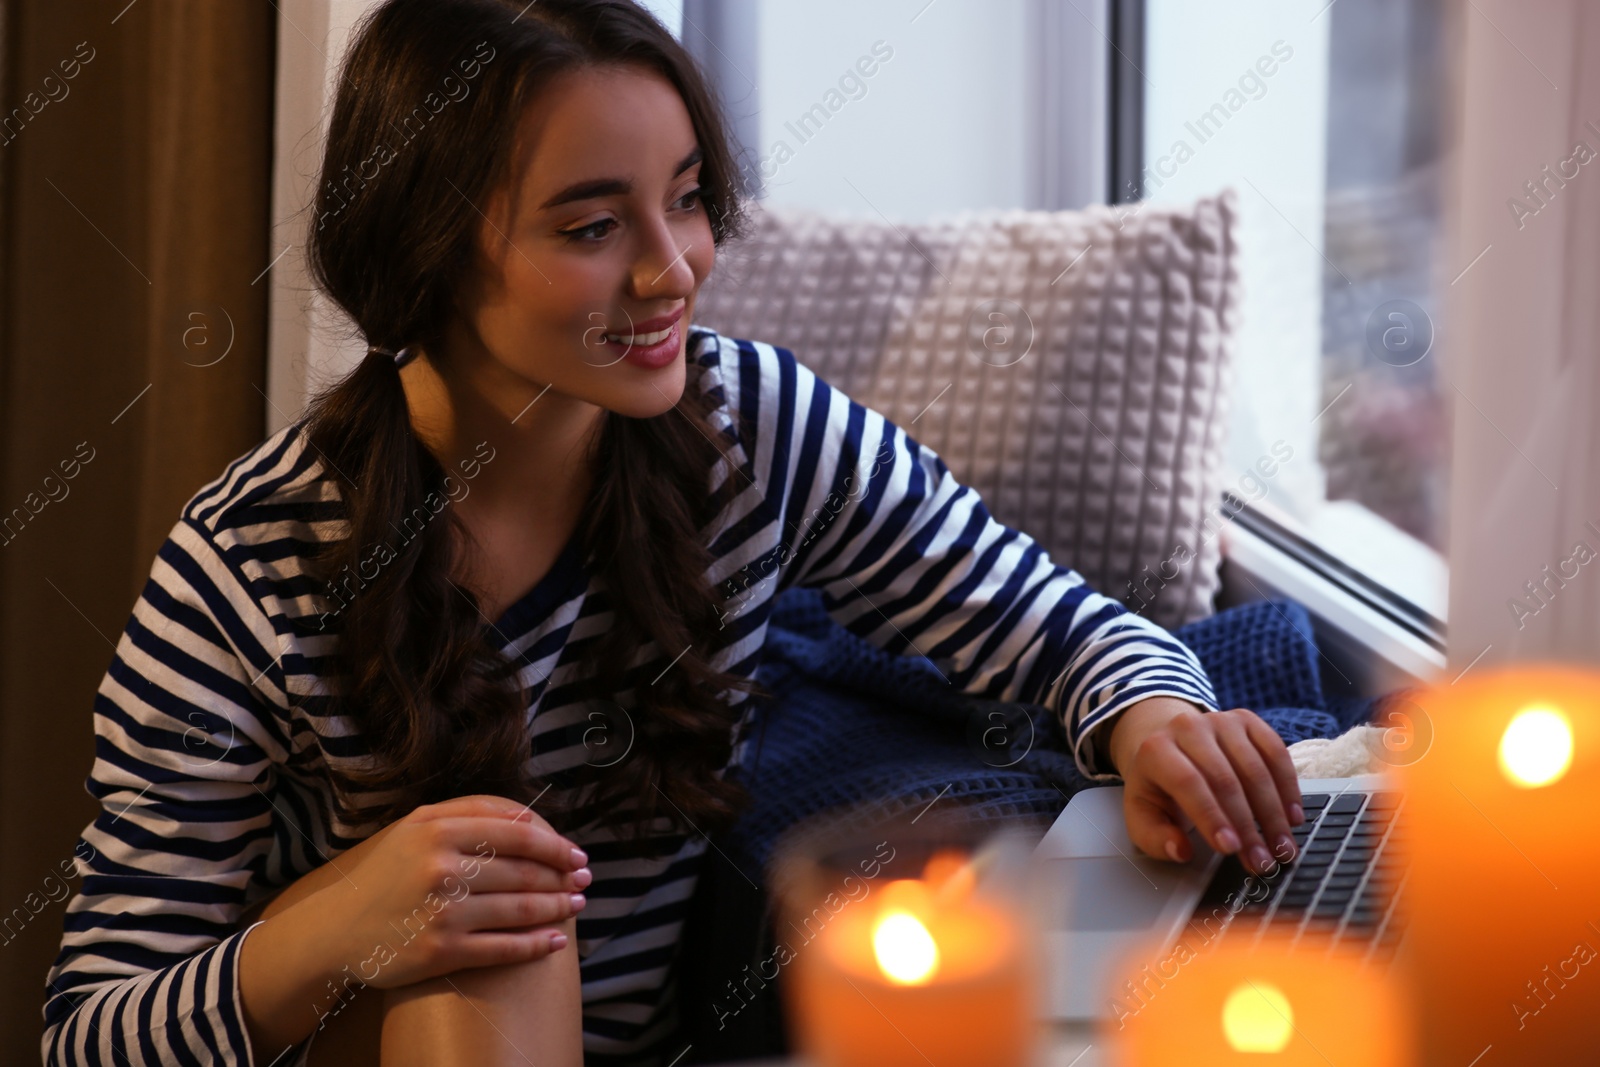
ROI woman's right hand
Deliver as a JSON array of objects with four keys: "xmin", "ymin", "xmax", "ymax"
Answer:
[{"xmin": 311, "ymin": 793, "xmax": 591, "ymax": 989}]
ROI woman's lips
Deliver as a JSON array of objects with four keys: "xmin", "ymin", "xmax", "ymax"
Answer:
[{"xmin": 602, "ymin": 319, "xmax": 680, "ymax": 369}]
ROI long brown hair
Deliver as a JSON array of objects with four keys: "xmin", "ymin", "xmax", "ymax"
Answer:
[{"xmin": 301, "ymin": 0, "xmax": 760, "ymax": 839}]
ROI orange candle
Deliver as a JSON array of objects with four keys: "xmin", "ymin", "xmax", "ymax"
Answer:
[
  {"xmin": 1110, "ymin": 930, "xmax": 1415, "ymax": 1065},
  {"xmin": 785, "ymin": 848, "xmax": 1039, "ymax": 1067},
  {"xmin": 1401, "ymin": 664, "xmax": 1600, "ymax": 1062}
]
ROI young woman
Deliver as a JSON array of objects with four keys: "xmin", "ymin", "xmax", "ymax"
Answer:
[{"xmin": 41, "ymin": 1, "xmax": 1302, "ymax": 1064}]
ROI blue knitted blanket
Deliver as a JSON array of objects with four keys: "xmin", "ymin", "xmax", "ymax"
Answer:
[{"xmin": 720, "ymin": 588, "xmax": 1380, "ymax": 880}]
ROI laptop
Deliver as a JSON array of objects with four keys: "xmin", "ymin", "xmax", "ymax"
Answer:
[{"xmin": 1032, "ymin": 775, "xmax": 1408, "ymax": 1021}]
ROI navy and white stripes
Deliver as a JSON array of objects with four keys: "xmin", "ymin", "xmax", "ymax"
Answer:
[{"xmin": 41, "ymin": 326, "xmax": 1217, "ymax": 1066}]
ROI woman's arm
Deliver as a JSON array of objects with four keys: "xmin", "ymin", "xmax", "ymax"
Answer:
[
  {"xmin": 236, "ymin": 806, "xmax": 586, "ymax": 1067},
  {"xmin": 235, "ymin": 821, "xmax": 399, "ymax": 1058},
  {"xmin": 41, "ymin": 513, "xmax": 588, "ymax": 1065},
  {"xmin": 712, "ymin": 336, "xmax": 1218, "ymax": 771},
  {"xmin": 705, "ymin": 335, "xmax": 1298, "ymax": 873},
  {"xmin": 41, "ymin": 518, "xmax": 304, "ymax": 1066},
  {"xmin": 238, "ymin": 821, "xmax": 401, "ymax": 929}
]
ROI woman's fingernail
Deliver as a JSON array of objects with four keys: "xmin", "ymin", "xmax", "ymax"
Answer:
[
  {"xmin": 570, "ymin": 847, "xmax": 588, "ymax": 868},
  {"xmin": 570, "ymin": 893, "xmax": 587, "ymax": 912},
  {"xmin": 1215, "ymin": 827, "xmax": 1241, "ymax": 853},
  {"xmin": 1165, "ymin": 839, "xmax": 1184, "ymax": 862},
  {"xmin": 1249, "ymin": 846, "xmax": 1273, "ymax": 873},
  {"xmin": 550, "ymin": 932, "xmax": 569, "ymax": 950},
  {"xmin": 572, "ymin": 867, "xmax": 593, "ymax": 889},
  {"xmin": 1289, "ymin": 803, "xmax": 1305, "ymax": 825},
  {"xmin": 1274, "ymin": 835, "xmax": 1297, "ymax": 862}
]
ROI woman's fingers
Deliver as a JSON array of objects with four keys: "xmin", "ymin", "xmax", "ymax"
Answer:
[
  {"xmin": 1126, "ymin": 735, "xmax": 1238, "ymax": 862},
  {"xmin": 1212, "ymin": 713, "xmax": 1296, "ymax": 869},
  {"xmin": 411, "ymin": 795, "xmax": 584, "ymax": 860},
  {"xmin": 1122, "ymin": 771, "xmax": 1198, "ymax": 864},
  {"xmin": 436, "ymin": 817, "xmax": 587, "ymax": 873},
  {"xmin": 459, "ymin": 857, "xmax": 592, "ymax": 895},
  {"xmin": 454, "ymin": 889, "xmax": 586, "ymax": 933},
  {"xmin": 412, "ymin": 794, "xmax": 544, "ymax": 825},
  {"xmin": 1115, "ymin": 701, "xmax": 1306, "ymax": 877},
  {"xmin": 1244, "ymin": 712, "xmax": 1305, "ymax": 825},
  {"xmin": 1150, "ymin": 709, "xmax": 1301, "ymax": 874},
  {"xmin": 450, "ymin": 928, "xmax": 571, "ymax": 971},
  {"xmin": 1173, "ymin": 719, "xmax": 1268, "ymax": 861}
]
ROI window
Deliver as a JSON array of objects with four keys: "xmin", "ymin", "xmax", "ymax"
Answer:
[{"xmin": 1140, "ymin": 0, "xmax": 1450, "ymax": 622}]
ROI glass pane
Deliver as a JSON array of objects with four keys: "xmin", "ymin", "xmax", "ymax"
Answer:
[
  {"xmin": 751, "ymin": 0, "xmax": 1032, "ymax": 219},
  {"xmin": 1142, "ymin": 0, "xmax": 1449, "ymax": 615},
  {"xmin": 1319, "ymin": 0, "xmax": 1447, "ymax": 550}
]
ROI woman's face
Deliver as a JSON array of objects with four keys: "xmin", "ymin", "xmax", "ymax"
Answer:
[{"xmin": 447, "ymin": 62, "xmax": 716, "ymax": 420}]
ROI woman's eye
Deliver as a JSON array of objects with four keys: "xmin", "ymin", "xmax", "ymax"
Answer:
[
  {"xmin": 562, "ymin": 218, "xmax": 616, "ymax": 243},
  {"xmin": 560, "ymin": 190, "xmax": 700, "ymax": 243}
]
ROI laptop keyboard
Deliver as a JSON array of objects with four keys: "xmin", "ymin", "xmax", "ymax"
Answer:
[{"xmin": 1189, "ymin": 789, "xmax": 1408, "ymax": 965}]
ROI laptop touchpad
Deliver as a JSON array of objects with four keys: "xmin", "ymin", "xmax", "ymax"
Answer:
[{"xmin": 1041, "ymin": 856, "xmax": 1190, "ymax": 931}]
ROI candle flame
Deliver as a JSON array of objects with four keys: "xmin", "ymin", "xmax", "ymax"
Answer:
[
  {"xmin": 1221, "ymin": 981, "xmax": 1294, "ymax": 1053},
  {"xmin": 872, "ymin": 910, "xmax": 940, "ymax": 985},
  {"xmin": 1498, "ymin": 705, "xmax": 1573, "ymax": 788}
]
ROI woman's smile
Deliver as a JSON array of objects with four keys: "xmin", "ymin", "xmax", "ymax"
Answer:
[{"xmin": 596, "ymin": 304, "xmax": 685, "ymax": 369}]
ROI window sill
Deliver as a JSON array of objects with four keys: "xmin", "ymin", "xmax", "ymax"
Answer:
[{"xmin": 1216, "ymin": 495, "xmax": 1448, "ymax": 699}]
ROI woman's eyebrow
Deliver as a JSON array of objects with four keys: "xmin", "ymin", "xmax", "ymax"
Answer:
[{"xmin": 538, "ymin": 146, "xmax": 703, "ymax": 211}]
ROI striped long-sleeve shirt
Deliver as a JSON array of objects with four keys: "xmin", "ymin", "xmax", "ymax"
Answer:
[{"xmin": 41, "ymin": 327, "xmax": 1219, "ymax": 1066}]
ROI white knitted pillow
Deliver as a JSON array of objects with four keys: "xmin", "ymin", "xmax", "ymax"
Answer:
[{"xmin": 693, "ymin": 192, "xmax": 1240, "ymax": 629}]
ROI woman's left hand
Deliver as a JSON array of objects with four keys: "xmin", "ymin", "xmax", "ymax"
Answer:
[{"xmin": 1106, "ymin": 696, "xmax": 1304, "ymax": 876}]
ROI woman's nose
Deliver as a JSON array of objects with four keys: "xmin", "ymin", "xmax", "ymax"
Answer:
[{"xmin": 630, "ymin": 219, "xmax": 696, "ymax": 298}]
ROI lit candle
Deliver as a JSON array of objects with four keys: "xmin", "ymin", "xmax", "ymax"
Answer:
[
  {"xmin": 1401, "ymin": 664, "xmax": 1600, "ymax": 1060},
  {"xmin": 1109, "ymin": 930, "xmax": 1414, "ymax": 1065},
  {"xmin": 785, "ymin": 847, "xmax": 1039, "ymax": 1067}
]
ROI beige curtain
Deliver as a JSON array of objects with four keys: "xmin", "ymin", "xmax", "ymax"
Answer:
[
  {"xmin": 0, "ymin": 0, "xmax": 275, "ymax": 1049},
  {"xmin": 1445, "ymin": 0, "xmax": 1600, "ymax": 670}
]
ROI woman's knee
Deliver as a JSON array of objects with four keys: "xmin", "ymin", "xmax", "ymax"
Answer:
[
  {"xmin": 378, "ymin": 917, "xmax": 583, "ymax": 1067},
  {"xmin": 305, "ymin": 977, "xmax": 384, "ymax": 1067}
]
